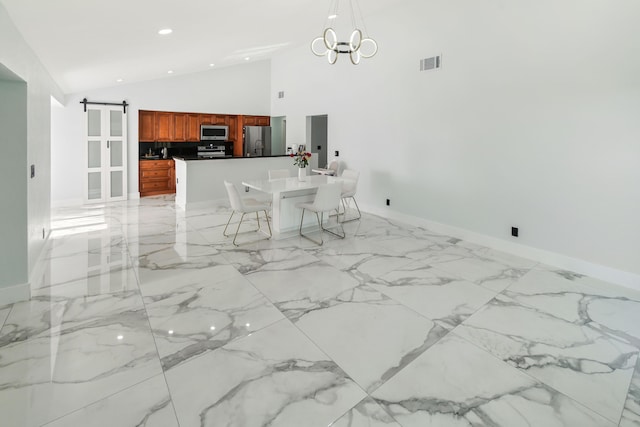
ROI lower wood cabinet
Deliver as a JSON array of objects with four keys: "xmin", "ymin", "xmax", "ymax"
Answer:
[{"xmin": 139, "ymin": 160, "xmax": 175, "ymax": 197}]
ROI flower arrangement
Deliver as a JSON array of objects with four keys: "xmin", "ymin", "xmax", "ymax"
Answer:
[{"xmin": 291, "ymin": 149, "xmax": 312, "ymax": 168}]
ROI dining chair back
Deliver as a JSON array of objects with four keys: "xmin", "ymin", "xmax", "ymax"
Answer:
[
  {"xmin": 268, "ymin": 169, "xmax": 290, "ymax": 180},
  {"xmin": 339, "ymin": 169, "xmax": 361, "ymax": 221},
  {"xmin": 295, "ymin": 183, "xmax": 345, "ymax": 245},
  {"xmin": 223, "ymin": 181, "xmax": 272, "ymax": 246}
]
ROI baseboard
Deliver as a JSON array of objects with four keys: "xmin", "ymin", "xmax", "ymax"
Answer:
[
  {"xmin": 360, "ymin": 203, "xmax": 640, "ymax": 292},
  {"xmin": 0, "ymin": 282, "xmax": 30, "ymax": 306},
  {"xmin": 128, "ymin": 192, "xmax": 140, "ymax": 200},
  {"xmin": 176, "ymin": 198, "xmax": 229, "ymax": 211},
  {"xmin": 51, "ymin": 198, "xmax": 83, "ymax": 208}
]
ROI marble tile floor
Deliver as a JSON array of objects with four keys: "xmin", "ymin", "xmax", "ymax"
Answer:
[{"xmin": 1, "ymin": 195, "xmax": 639, "ymax": 426}]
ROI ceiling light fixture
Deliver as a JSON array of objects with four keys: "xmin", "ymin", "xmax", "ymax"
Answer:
[
  {"xmin": 116, "ymin": 78, "xmax": 123, "ymax": 83},
  {"xmin": 311, "ymin": 0, "xmax": 378, "ymax": 65},
  {"xmin": 209, "ymin": 63, "xmax": 215, "ymax": 67},
  {"xmin": 158, "ymin": 28, "xmax": 173, "ymax": 35},
  {"xmin": 167, "ymin": 70, "xmax": 174, "ymax": 74}
]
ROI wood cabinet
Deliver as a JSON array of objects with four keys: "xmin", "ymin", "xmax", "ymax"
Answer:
[
  {"xmin": 243, "ymin": 115, "xmax": 270, "ymax": 126},
  {"xmin": 139, "ymin": 111, "xmax": 156, "ymax": 141},
  {"xmin": 139, "ymin": 159, "xmax": 175, "ymax": 197},
  {"xmin": 186, "ymin": 113, "xmax": 200, "ymax": 141},
  {"xmin": 155, "ymin": 112, "xmax": 174, "ymax": 142},
  {"xmin": 139, "ymin": 110, "xmax": 262, "ymax": 144},
  {"xmin": 173, "ymin": 113, "xmax": 187, "ymax": 142},
  {"xmin": 199, "ymin": 114, "xmax": 214, "ymax": 125}
]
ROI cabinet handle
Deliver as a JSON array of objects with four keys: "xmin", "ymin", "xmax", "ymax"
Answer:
[{"xmin": 107, "ymin": 140, "xmax": 110, "ymax": 149}]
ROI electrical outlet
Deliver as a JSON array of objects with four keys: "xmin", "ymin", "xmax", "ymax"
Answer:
[
  {"xmin": 511, "ymin": 227, "xmax": 519, "ymax": 237},
  {"xmin": 386, "ymin": 199, "xmax": 390, "ymax": 206}
]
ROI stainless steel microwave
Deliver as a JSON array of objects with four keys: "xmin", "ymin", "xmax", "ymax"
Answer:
[{"xmin": 200, "ymin": 125, "xmax": 229, "ymax": 141}]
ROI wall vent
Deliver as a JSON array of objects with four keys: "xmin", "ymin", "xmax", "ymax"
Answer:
[
  {"xmin": 278, "ymin": 91, "xmax": 285, "ymax": 99},
  {"xmin": 420, "ymin": 55, "xmax": 442, "ymax": 72}
]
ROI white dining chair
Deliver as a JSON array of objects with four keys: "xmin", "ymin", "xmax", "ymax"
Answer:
[
  {"xmin": 312, "ymin": 159, "xmax": 339, "ymax": 176},
  {"xmin": 268, "ymin": 169, "xmax": 290, "ymax": 180},
  {"xmin": 223, "ymin": 181, "xmax": 272, "ymax": 246},
  {"xmin": 295, "ymin": 183, "xmax": 345, "ymax": 245},
  {"xmin": 340, "ymin": 169, "xmax": 361, "ymax": 222}
]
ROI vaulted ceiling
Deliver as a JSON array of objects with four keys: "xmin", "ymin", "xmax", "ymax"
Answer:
[{"xmin": 1, "ymin": 0, "xmax": 402, "ymax": 93}]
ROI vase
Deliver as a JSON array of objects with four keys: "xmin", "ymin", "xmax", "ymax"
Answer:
[{"xmin": 298, "ymin": 167, "xmax": 306, "ymax": 181}]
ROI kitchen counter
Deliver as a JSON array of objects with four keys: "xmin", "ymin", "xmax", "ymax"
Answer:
[
  {"xmin": 173, "ymin": 155, "xmax": 291, "ymax": 161},
  {"xmin": 174, "ymin": 155, "xmax": 318, "ymax": 209}
]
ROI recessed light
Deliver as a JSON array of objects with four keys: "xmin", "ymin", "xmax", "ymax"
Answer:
[
  {"xmin": 328, "ymin": 14, "xmax": 338, "ymax": 19},
  {"xmin": 209, "ymin": 63, "xmax": 215, "ymax": 67},
  {"xmin": 244, "ymin": 57, "xmax": 250, "ymax": 61},
  {"xmin": 116, "ymin": 78, "xmax": 123, "ymax": 83},
  {"xmin": 167, "ymin": 70, "xmax": 174, "ymax": 74},
  {"xmin": 158, "ymin": 28, "xmax": 173, "ymax": 35}
]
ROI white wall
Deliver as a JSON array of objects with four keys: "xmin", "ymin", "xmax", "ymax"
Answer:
[
  {"xmin": 52, "ymin": 60, "xmax": 271, "ymax": 204},
  {"xmin": 271, "ymin": 0, "xmax": 640, "ymax": 282},
  {"xmin": 0, "ymin": 3, "xmax": 64, "ymax": 304}
]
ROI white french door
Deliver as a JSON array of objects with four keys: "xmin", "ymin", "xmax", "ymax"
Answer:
[{"xmin": 84, "ymin": 105, "xmax": 127, "ymax": 203}]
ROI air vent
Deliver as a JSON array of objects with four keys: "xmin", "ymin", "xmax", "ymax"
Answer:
[
  {"xmin": 420, "ymin": 55, "xmax": 442, "ymax": 72},
  {"xmin": 278, "ymin": 91, "xmax": 285, "ymax": 99}
]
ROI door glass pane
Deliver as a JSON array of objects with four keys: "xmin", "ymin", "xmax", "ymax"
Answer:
[
  {"xmin": 110, "ymin": 140, "xmax": 123, "ymax": 167},
  {"xmin": 110, "ymin": 110, "xmax": 123, "ymax": 137},
  {"xmin": 88, "ymin": 110, "xmax": 101, "ymax": 136},
  {"xmin": 110, "ymin": 171, "xmax": 123, "ymax": 198},
  {"xmin": 88, "ymin": 140, "xmax": 101, "ymax": 168},
  {"xmin": 88, "ymin": 172, "xmax": 101, "ymax": 200}
]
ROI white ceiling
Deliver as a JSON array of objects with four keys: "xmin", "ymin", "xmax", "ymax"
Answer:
[{"xmin": 1, "ymin": 0, "xmax": 401, "ymax": 94}]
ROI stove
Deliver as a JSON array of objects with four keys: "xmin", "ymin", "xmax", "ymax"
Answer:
[{"xmin": 197, "ymin": 144, "xmax": 228, "ymax": 158}]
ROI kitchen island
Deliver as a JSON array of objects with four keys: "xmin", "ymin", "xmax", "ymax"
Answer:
[{"xmin": 173, "ymin": 156, "xmax": 319, "ymax": 209}]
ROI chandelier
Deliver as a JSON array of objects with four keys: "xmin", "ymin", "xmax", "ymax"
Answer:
[{"xmin": 310, "ymin": 0, "xmax": 378, "ymax": 65}]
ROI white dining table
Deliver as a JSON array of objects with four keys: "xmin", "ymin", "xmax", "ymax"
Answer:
[{"xmin": 242, "ymin": 175, "xmax": 343, "ymax": 238}]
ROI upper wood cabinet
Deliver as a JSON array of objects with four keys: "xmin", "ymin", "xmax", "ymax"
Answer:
[
  {"xmin": 139, "ymin": 111, "xmax": 156, "ymax": 141},
  {"xmin": 186, "ymin": 113, "xmax": 200, "ymax": 142},
  {"xmin": 173, "ymin": 113, "xmax": 187, "ymax": 142},
  {"xmin": 243, "ymin": 115, "xmax": 270, "ymax": 126},
  {"xmin": 138, "ymin": 110, "xmax": 258, "ymax": 144},
  {"xmin": 155, "ymin": 112, "xmax": 174, "ymax": 142},
  {"xmin": 199, "ymin": 114, "xmax": 214, "ymax": 125}
]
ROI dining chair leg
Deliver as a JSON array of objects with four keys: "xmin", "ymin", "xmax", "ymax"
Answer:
[
  {"xmin": 263, "ymin": 210, "xmax": 272, "ymax": 239},
  {"xmin": 299, "ymin": 208, "xmax": 324, "ymax": 245},
  {"xmin": 340, "ymin": 197, "xmax": 361, "ymax": 222},
  {"xmin": 223, "ymin": 211, "xmax": 235, "ymax": 237},
  {"xmin": 321, "ymin": 210, "xmax": 346, "ymax": 239},
  {"xmin": 232, "ymin": 213, "xmax": 247, "ymax": 246}
]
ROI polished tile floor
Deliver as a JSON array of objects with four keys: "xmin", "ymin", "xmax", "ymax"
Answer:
[{"xmin": 1, "ymin": 195, "xmax": 639, "ymax": 426}]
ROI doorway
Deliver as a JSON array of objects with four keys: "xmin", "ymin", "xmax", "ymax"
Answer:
[
  {"xmin": 271, "ymin": 116, "xmax": 287, "ymax": 156},
  {"xmin": 306, "ymin": 115, "xmax": 328, "ymax": 168}
]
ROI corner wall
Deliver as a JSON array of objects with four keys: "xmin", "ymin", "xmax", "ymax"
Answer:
[
  {"xmin": 270, "ymin": 0, "xmax": 640, "ymax": 285},
  {"xmin": 0, "ymin": 4, "xmax": 63, "ymax": 304}
]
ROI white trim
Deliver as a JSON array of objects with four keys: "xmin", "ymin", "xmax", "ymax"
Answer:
[
  {"xmin": 128, "ymin": 192, "xmax": 140, "ymax": 200},
  {"xmin": 361, "ymin": 203, "xmax": 640, "ymax": 292},
  {"xmin": 51, "ymin": 198, "xmax": 84, "ymax": 208},
  {"xmin": 0, "ymin": 282, "xmax": 30, "ymax": 305}
]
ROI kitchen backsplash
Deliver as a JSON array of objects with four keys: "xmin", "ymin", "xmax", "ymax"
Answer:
[{"xmin": 139, "ymin": 142, "xmax": 198, "ymax": 158}]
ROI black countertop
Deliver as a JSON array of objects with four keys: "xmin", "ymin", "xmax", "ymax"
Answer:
[{"xmin": 172, "ymin": 155, "xmax": 291, "ymax": 161}]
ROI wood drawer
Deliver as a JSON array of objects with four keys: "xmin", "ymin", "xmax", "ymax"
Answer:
[
  {"xmin": 140, "ymin": 180, "xmax": 171, "ymax": 192},
  {"xmin": 139, "ymin": 159, "xmax": 174, "ymax": 170},
  {"xmin": 140, "ymin": 169, "xmax": 171, "ymax": 179}
]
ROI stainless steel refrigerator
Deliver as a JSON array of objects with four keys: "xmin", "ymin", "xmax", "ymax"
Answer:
[{"xmin": 243, "ymin": 126, "xmax": 272, "ymax": 157}]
